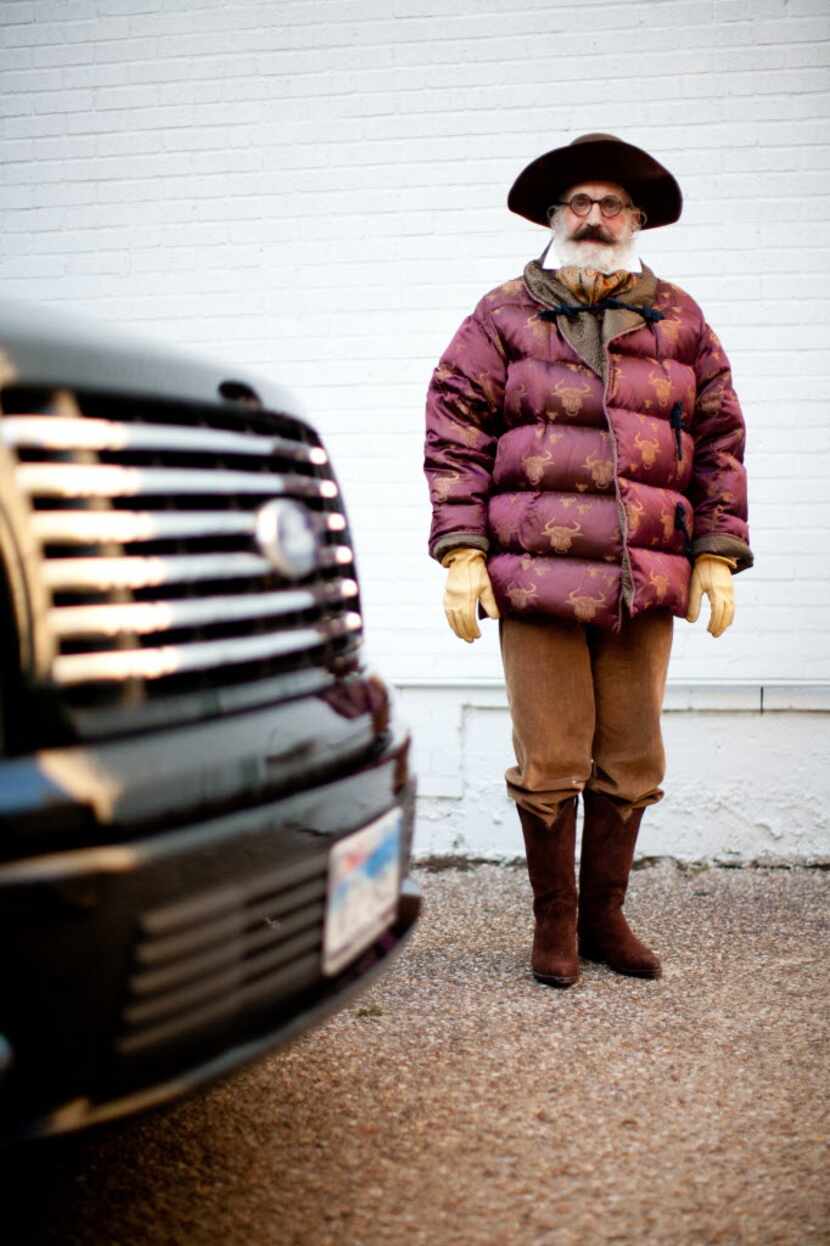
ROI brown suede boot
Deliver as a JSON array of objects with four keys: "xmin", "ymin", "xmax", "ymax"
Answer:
[
  {"xmin": 577, "ymin": 791, "xmax": 662, "ymax": 979},
  {"xmin": 518, "ymin": 797, "xmax": 579, "ymax": 988}
]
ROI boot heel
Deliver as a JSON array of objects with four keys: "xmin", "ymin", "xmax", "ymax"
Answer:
[{"xmin": 533, "ymin": 969, "xmax": 579, "ymax": 988}]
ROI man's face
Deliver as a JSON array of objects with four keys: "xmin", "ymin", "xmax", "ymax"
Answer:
[
  {"xmin": 549, "ymin": 178, "xmax": 641, "ymax": 272},
  {"xmin": 556, "ymin": 179, "xmax": 639, "ymax": 249}
]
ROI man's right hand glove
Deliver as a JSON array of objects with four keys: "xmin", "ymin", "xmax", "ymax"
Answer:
[
  {"xmin": 440, "ymin": 547, "xmax": 500, "ymax": 643},
  {"xmin": 686, "ymin": 554, "xmax": 736, "ymax": 638}
]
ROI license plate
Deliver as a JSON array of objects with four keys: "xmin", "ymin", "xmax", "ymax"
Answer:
[{"xmin": 323, "ymin": 808, "xmax": 402, "ymax": 976}]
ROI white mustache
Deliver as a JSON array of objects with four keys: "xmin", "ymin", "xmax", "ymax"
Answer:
[{"xmin": 574, "ymin": 225, "xmax": 614, "ymax": 243}]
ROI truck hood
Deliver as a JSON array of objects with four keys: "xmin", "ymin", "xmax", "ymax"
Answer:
[{"xmin": 0, "ymin": 296, "xmax": 303, "ymax": 418}]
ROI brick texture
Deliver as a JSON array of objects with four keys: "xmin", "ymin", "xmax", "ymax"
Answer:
[{"xmin": 1, "ymin": 0, "xmax": 828, "ymax": 683}]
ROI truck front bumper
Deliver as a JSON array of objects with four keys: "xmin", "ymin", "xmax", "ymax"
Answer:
[{"xmin": 0, "ymin": 733, "xmax": 419, "ymax": 1140}]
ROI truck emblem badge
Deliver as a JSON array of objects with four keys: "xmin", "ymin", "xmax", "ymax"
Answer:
[{"xmin": 255, "ymin": 499, "xmax": 318, "ymax": 579}]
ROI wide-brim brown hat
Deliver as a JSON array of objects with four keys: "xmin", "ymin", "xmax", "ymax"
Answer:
[{"xmin": 508, "ymin": 132, "xmax": 682, "ymax": 230}]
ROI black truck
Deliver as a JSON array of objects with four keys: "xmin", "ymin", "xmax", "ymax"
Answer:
[{"xmin": 0, "ymin": 300, "xmax": 420, "ymax": 1139}]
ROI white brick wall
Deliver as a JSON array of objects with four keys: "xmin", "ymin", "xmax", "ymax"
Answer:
[
  {"xmin": 4, "ymin": 0, "xmax": 826, "ymax": 685},
  {"xmin": 1, "ymin": 1, "xmax": 829, "ymax": 856}
]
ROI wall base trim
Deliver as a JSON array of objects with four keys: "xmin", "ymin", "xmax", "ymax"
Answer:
[{"xmin": 393, "ymin": 679, "xmax": 830, "ymax": 713}]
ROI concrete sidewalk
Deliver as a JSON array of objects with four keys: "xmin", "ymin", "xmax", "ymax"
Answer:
[{"xmin": 11, "ymin": 861, "xmax": 830, "ymax": 1245}]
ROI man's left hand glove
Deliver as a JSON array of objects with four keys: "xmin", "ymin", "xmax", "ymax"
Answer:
[
  {"xmin": 686, "ymin": 554, "xmax": 736, "ymax": 638},
  {"xmin": 441, "ymin": 547, "xmax": 500, "ymax": 642}
]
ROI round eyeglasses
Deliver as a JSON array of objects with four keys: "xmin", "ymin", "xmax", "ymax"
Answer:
[{"xmin": 552, "ymin": 193, "xmax": 632, "ymax": 219}]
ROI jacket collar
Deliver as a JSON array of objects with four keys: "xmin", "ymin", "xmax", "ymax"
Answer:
[{"xmin": 522, "ymin": 259, "xmax": 659, "ymax": 379}]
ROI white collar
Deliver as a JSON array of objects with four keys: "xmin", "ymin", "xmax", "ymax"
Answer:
[
  {"xmin": 541, "ymin": 239, "xmax": 643, "ymax": 274},
  {"xmin": 543, "ymin": 255, "xmax": 643, "ymax": 275}
]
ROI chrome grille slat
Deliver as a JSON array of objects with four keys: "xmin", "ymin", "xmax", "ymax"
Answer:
[
  {"xmin": 17, "ymin": 463, "xmax": 338, "ymax": 501},
  {"xmin": 52, "ymin": 612, "xmax": 363, "ymax": 685},
  {"xmin": 49, "ymin": 579, "xmax": 359, "ymax": 637},
  {"xmin": 44, "ymin": 545, "xmax": 352, "ymax": 589},
  {"xmin": 30, "ymin": 509, "xmax": 347, "ymax": 544},
  {"xmin": 45, "ymin": 552, "xmax": 271, "ymax": 591},
  {"xmin": 1, "ymin": 415, "xmax": 329, "ymax": 465},
  {"xmin": 33, "ymin": 511, "xmax": 255, "ymax": 544}
]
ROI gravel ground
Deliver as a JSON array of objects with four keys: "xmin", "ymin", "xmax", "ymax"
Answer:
[{"xmin": 8, "ymin": 862, "xmax": 830, "ymax": 1246}]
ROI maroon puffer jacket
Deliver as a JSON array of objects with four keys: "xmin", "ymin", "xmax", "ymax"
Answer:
[{"xmin": 424, "ymin": 262, "xmax": 752, "ymax": 630}]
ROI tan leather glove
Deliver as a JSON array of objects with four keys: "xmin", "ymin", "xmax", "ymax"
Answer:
[
  {"xmin": 686, "ymin": 554, "xmax": 736, "ymax": 638},
  {"xmin": 441, "ymin": 547, "xmax": 500, "ymax": 642}
]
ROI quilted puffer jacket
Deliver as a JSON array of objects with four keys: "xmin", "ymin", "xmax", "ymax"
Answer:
[{"xmin": 424, "ymin": 260, "xmax": 752, "ymax": 630}]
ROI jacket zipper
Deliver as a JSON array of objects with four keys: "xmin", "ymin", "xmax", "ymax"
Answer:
[
  {"xmin": 602, "ymin": 322, "xmax": 650, "ymax": 627},
  {"xmin": 523, "ymin": 277, "xmax": 653, "ymax": 629}
]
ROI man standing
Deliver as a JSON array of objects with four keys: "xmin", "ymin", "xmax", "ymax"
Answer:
[{"xmin": 424, "ymin": 134, "xmax": 752, "ymax": 987}]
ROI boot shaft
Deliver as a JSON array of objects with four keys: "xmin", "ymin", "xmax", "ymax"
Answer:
[
  {"xmin": 518, "ymin": 797, "xmax": 578, "ymax": 910},
  {"xmin": 517, "ymin": 797, "xmax": 580, "ymax": 987},
  {"xmin": 578, "ymin": 792, "xmax": 645, "ymax": 912},
  {"xmin": 577, "ymin": 792, "xmax": 661, "ymax": 978}
]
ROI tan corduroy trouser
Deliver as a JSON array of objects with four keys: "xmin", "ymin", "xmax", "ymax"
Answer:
[{"xmin": 499, "ymin": 609, "xmax": 674, "ymax": 827}]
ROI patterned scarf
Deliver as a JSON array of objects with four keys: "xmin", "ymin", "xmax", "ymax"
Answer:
[{"xmin": 555, "ymin": 266, "xmax": 636, "ymax": 305}]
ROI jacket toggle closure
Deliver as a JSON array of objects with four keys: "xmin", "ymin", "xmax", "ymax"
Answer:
[
  {"xmin": 539, "ymin": 300, "xmax": 665, "ymax": 324},
  {"xmin": 674, "ymin": 503, "xmax": 694, "ymax": 560},
  {"xmin": 669, "ymin": 402, "xmax": 685, "ymax": 461}
]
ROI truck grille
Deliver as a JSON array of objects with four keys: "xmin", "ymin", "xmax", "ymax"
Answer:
[
  {"xmin": 118, "ymin": 851, "xmax": 328, "ymax": 1058},
  {"xmin": 0, "ymin": 387, "xmax": 362, "ymax": 735}
]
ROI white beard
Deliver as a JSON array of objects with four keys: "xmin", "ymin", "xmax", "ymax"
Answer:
[{"xmin": 551, "ymin": 232, "xmax": 639, "ymax": 274}]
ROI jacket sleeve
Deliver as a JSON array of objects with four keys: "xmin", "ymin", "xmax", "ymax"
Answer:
[
  {"xmin": 689, "ymin": 321, "xmax": 754, "ymax": 572},
  {"xmin": 424, "ymin": 297, "xmax": 506, "ymax": 563}
]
